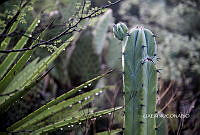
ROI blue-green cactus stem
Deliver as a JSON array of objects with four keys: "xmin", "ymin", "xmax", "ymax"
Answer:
[{"xmin": 114, "ymin": 24, "xmax": 158, "ymax": 135}]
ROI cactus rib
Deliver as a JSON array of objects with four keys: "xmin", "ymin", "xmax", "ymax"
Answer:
[{"xmin": 113, "ymin": 24, "xmax": 158, "ymax": 135}]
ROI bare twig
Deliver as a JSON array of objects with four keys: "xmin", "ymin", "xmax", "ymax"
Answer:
[
  {"xmin": 158, "ymin": 92, "xmax": 177, "ymax": 113},
  {"xmin": 0, "ymin": 0, "xmax": 122, "ymax": 53},
  {"xmin": 157, "ymin": 81, "xmax": 174, "ymax": 105},
  {"xmin": 0, "ymin": 1, "xmax": 30, "ymax": 43}
]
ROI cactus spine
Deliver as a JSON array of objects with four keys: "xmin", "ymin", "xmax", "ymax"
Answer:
[{"xmin": 113, "ymin": 24, "xmax": 158, "ymax": 135}]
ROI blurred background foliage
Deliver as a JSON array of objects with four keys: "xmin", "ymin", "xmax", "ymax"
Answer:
[{"xmin": 0, "ymin": 0, "xmax": 200, "ymax": 134}]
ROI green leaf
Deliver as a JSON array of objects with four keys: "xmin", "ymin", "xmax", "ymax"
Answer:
[
  {"xmin": 0, "ymin": 36, "xmax": 74, "ymax": 113},
  {"xmin": 7, "ymin": 69, "xmax": 112, "ymax": 131},
  {"xmin": 10, "ymin": 87, "xmax": 111, "ymax": 131},
  {"xmin": 0, "ymin": 18, "xmax": 39, "ymax": 79},
  {"xmin": 0, "ymin": 58, "xmax": 39, "ymax": 107},
  {"xmin": 0, "ymin": 21, "xmax": 19, "ymax": 53},
  {"xmin": 31, "ymin": 106, "xmax": 123, "ymax": 135},
  {"xmin": 0, "ymin": 27, "xmax": 49, "ymax": 94},
  {"xmin": 32, "ymin": 97, "xmax": 94, "ymax": 130}
]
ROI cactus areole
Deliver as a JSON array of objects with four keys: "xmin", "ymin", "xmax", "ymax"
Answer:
[{"xmin": 113, "ymin": 23, "xmax": 158, "ymax": 135}]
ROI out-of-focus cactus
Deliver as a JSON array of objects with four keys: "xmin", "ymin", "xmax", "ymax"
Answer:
[
  {"xmin": 68, "ymin": 29, "xmax": 101, "ymax": 85},
  {"xmin": 105, "ymin": 33, "xmax": 121, "ymax": 69},
  {"xmin": 68, "ymin": 9, "xmax": 113, "ymax": 85},
  {"xmin": 113, "ymin": 23, "xmax": 158, "ymax": 135},
  {"xmin": 93, "ymin": 9, "xmax": 113, "ymax": 55}
]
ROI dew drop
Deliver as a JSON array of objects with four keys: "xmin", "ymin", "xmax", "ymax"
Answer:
[
  {"xmin": 71, "ymin": 125, "xmax": 74, "ymax": 127},
  {"xmin": 68, "ymin": 125, "xmax": 71, "ymax": 128},
  {"xmin": 87, "ymin": 96, "xmax": 91, "ymax": 98},
  {"xmin": 90, "ymin": 110, "xmax": 94, "ymax": 113},
  {"xmin": 48, "ymin": 108, "xmax": 50, "ymax": 110},
  {"xmin": 79, "ymin": 122, "xmax": 81, "ymax": 125},
  {"xmin": 69, "ymin": 105, "xmax": 72, "ymax": 107},
  {"xmin": 78, "ymin": 101, "xmax": 82, "ymax": 103},
  {"xmin": 88, "ymin": 83, "xmax": 91, "ymax": 86},
  {"xmin": 84, "ymin": 85, "xmax": 87, "ymax": 88},
  {"xmin": 60, "ymin": 128, "xmax": 63, "ymax": 130},
  {"xmin": 95, "ymin": 93, "xmax": 99, "ymax": 96},
  {"xmin": 38, "ymin": 20, "xmax": 41, "ymax": 23},
  {"xmin": 29, "ymin": 34, "xmax": 32, "ymax": 37},
  {"xmin": 91, "ymin": 118, "xmax": 96, "ymax": 121},
  {"xmin": 99, "ymin": 116, "xmax": 102, "ymax": 118},
  {"xmin": 84, "ymin": 97, "xmax": 88, "ymax": 100},
  {"xmin": 99, "ymin": 90, "xmax": 103, "ymax": 93},
  {"xmin": 108, "ymin": 112, "xmax": 112, "ymax": 115},
  {"xmin": 78, "ymin": 89, "xmax": 82, "ymax": 92}
]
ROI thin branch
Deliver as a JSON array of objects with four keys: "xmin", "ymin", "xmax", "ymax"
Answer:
[
  {"xmin": 0, "ymin": 1, "xmax": 30, "ymax": 43},
  {"xmin": 81, "ymin": 0, "xmax": 86, "ymax": 18},
  {"xmin": 158, "ymin": 92, "xmax": 177, "ymax": 113},
  {"xmin": 0, "ymin": 0, "xmax": 122, "ymax": 53},
  {"xmin": 157, "ymin": 81, "xmax": 174, "ymax": 105}
]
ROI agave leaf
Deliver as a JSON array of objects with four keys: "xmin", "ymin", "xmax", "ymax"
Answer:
[
  {"xmin": 32, "ymin": 97, "xmax": 94, "ymax": 130},
  {"xmin": 31, "ymin": 106, "xmax": 123, "ymax": 135},
  {"xmin": 0, "ymin": 49, "xmax": 33, "ymax": 94},
  {"xmin": 0, "ymin": 65, "xmax": 53, "ymax": 115},
  {"xmin": 7, "ymin": 69, "xmax": 112, "ymax": 131},
  {"xmin": 11, "ymin": 86, "xmax": 111, "ymax": 131},
  {"xmin": 0, "ymin": 25, "xmax": 49, "ymax": 94},
  {"xmin": 0, "ymin": 21, "xmax": 19, "ymax": 57},
  {"xmin": 0, "ymin": 58, "xmax": 39, "ymax": 107},
  {"xmin": 0, "ymin": 36, "xmax": 74, "ymax": 113},
  {"xmin": 0, "ymin": 18, "xmax": 39, "ymax": 79}
]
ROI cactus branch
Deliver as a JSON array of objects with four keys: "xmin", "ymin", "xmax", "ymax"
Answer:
[{"xmin": 113, "ymin": 24, "xmax": 158, "ymax": 135}]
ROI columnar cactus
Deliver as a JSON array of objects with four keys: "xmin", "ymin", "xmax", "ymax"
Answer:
[{"xmin": 113, "ymin": 23, "xmax": 158, "ymax": 135}]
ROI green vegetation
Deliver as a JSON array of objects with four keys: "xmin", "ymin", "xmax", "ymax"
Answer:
[{"xmin": 0, "ymin": 0, "xmax": 200, "ymax": 134}]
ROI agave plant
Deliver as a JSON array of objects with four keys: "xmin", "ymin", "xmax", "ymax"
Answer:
[{"xmin": 0, "ymin": 1, "xmax": 124, "ymax": 134}]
